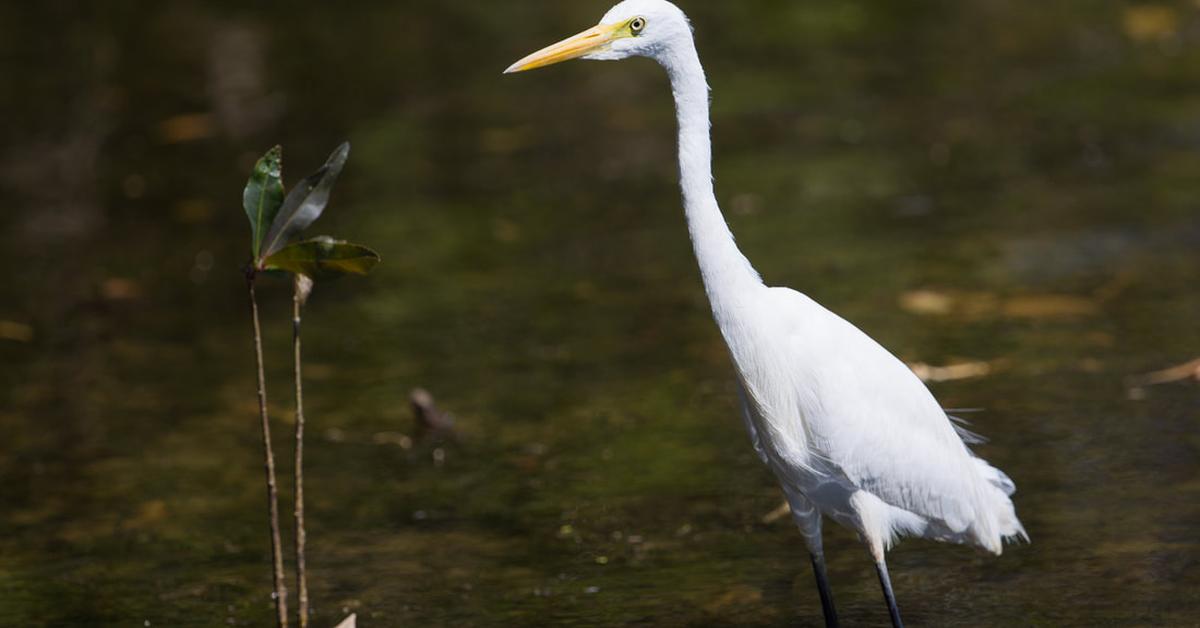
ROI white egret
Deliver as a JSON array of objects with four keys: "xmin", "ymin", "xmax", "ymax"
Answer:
[{"xmin": 506, "ymin": 2, "xmax": 1027, "ymax": 626}]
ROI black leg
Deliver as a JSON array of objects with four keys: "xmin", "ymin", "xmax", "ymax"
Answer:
[
  {"xmin": 874, "ymin": 559, "xmax": 904, "ymax": 628},
  {"xmin": 810, "ymin": 553, "xmax": 839, "ymax": 628}
]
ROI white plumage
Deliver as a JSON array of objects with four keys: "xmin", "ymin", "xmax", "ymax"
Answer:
[
  {"xmin": 733, "ymin": 287, "xmax": 1026, "ymax": 555},
  {"xmin": 507, "ymin": 1, "xmax": 1027, "ymax": 625}
]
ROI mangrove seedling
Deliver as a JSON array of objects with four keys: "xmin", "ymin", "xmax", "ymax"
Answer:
[{"xmin": 241, "ymin": 143, "xmax": 380, "ymax": 628}]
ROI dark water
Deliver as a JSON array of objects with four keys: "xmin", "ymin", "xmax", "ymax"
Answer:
[{"xmin": 1, "ymin": 1, "xmax": 1198, "ymax": 626}]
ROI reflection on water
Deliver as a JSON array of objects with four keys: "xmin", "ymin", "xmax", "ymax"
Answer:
[{"xmin": 1, "ymin": 1, "xmax": 1197, "ymax": 625}]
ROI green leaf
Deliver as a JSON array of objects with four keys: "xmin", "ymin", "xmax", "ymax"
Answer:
[
  {"xmin": 243, "ymin": 146, "xmax": 285, "ymax": 260},
  {"xmin": 261, "ymin": 237, "xmax": 380, "ymax": 279},
  {"xmin": 259, "ymin": 142, "xmax": 351, "ymax": 259}
]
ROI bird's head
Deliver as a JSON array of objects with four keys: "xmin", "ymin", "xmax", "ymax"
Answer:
[{"xmin": 504, "ymin": 0, "xmax": 691, "ymax": 74}]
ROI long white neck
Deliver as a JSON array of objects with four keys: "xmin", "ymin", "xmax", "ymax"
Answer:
[{"xmin": 660, "ymin": 38, "xmax": 762, "ymax": 318}]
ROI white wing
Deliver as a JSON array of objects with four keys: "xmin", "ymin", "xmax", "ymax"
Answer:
[{"xmin": 760, "ymin": 287, "xmax": 1007, "ymax": 538}]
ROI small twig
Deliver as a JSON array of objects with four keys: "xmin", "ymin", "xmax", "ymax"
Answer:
[
  {"xmin": 292, "ymin": 275, "xmax": 313, "ymax": 628},
  {"xmin": 247, "ymin": 272, "xmax": 290, "ymax": 628},
  {"xmin": 410, "ymin": 388, "xmax": 458, "ymax": 441}
]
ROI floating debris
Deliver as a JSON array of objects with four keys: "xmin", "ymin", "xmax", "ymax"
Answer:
[
  {"xmin": 899, "ymin": 289, "xmax": 1099, "ymax": 320},
  {"xmin": 1130, "ymin": 358, "xmax": 1200, "ymax": 387},
  {"xmin": 899, "ymin": 290, "xmax": 955, "ymax": 316},
  {"xmin": 702, "ymin": 585, "xmax": 764, "ymax": 614},
  {"xmin": 1002, "ymin": 295, "xmax": 1098, "ymax": 319},
  {"xmin": 761, "ymin": 501, "xmax": 791, "ymax": 525},
  {"xmin": 909, "ymin": 361, "xmax": 993, "ymax": 383}
]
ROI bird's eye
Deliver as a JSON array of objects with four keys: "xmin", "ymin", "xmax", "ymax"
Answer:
[{"xmin": 630, "ymin": 17, "xmax": 646, "ymax": 34}]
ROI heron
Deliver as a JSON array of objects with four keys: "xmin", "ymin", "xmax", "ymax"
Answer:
[{"xmin": 505, "ymin": 1, "xmax": 1028, "ymax": 626}]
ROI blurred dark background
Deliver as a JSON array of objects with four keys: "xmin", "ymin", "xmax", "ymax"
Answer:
[{"xmin": 0, "ymin": 1, "xmax": 1197, "ymax": 625}]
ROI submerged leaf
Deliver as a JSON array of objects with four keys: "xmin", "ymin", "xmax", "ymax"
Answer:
[
  {"xmin": 1002, "ymin": 295, "xmax": 1098, "ymax": 319},
  {"xmin": 0, "ymin": 320, "xmax": 33, "ymax": 343},
  {"xmin": 260, "ymin": 142, "xmax": 351, "ymax": 259},
  {"xmin": 243, "ymin": 146, "xmax": 285, "ymax": 260},
  {"xmin": 262, "ymin": 237, "xmax": 380, "ymax": 278},
  {"xmin": 1123, "ymin": 5, "xmax": 1178, "ymax": 43},
  {"xmin": 899, "ymin": 289, "xmax": 1099, "ymax": 320}
]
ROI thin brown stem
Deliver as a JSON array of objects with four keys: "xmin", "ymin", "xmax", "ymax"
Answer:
[
  {"xmin": 292, "ymin": 276, "xmax": 310, "ymax": 628},
  {"xmin": 249, "ymin": 275, "xmax": 289, "ymax": 628}
]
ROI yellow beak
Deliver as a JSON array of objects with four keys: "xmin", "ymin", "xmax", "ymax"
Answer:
[{"xmin": 504, "ymin": 22, "xmax": 625, "ymax": 74}]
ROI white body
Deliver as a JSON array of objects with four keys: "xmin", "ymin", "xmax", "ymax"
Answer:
[
  {"xmin": 514, "ymin": 0, "xmax": 1028, "ymax": 565},
  {"xmin": 729, "ymin": 287, "xmax": 1026, "ymax": 560}
]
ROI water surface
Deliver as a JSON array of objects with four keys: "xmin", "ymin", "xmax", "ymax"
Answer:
[{"xmin": 0, "ymin": 1, "xmax": 1197, "ymax": 625}]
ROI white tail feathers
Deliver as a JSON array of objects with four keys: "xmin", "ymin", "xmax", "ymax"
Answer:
[
  {"xmin": 972, "ymin": 458, "xmax": 1029, "ymax": 553},
  {"xmin": 974, "ymin": 457, "xmax": 1016, "ymax": 496}
]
